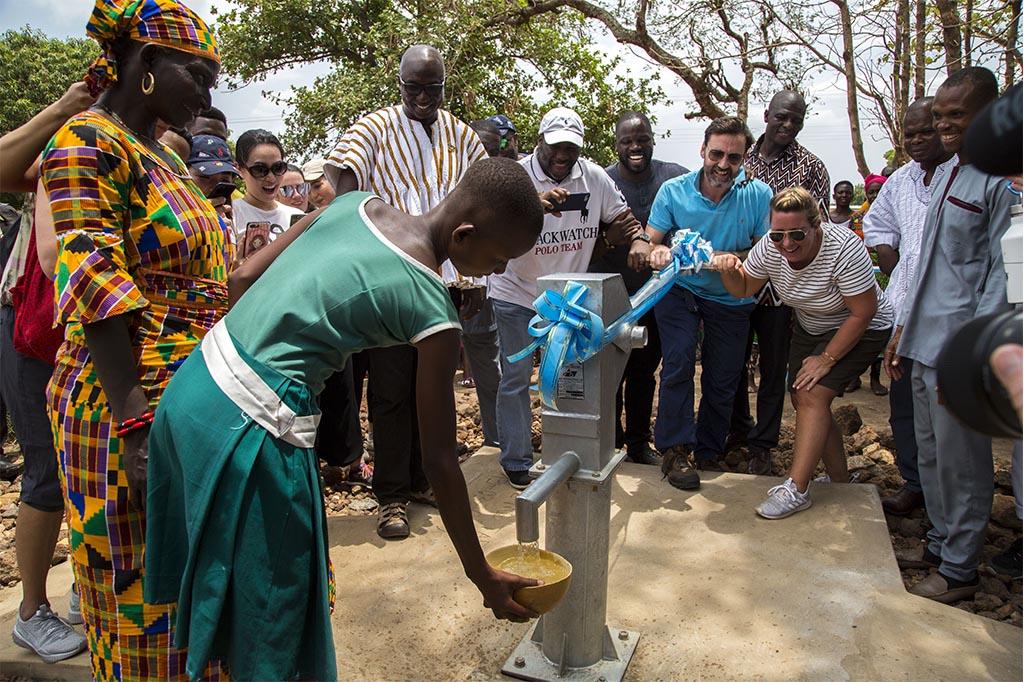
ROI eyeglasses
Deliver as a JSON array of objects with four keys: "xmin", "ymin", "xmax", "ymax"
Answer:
[
  {"xmin": 706, "ymin": 149, "xmax": 744, "ymax": 165},
  {"xmin": 768, "ymin": 229, "xmax": 808, "ymax": 243},
  {"xmin": 400, "ymin": 78, "xmax": 445, "ymax": 98},
  {"xmin": 279, "ymin": 183, "xmax": 310, "ymax": 198},
  {"xmin": 244, "ymin": 161, "xmax": 288, "ymax": 178}
]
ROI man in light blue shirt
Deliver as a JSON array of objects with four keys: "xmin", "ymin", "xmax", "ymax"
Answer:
[{"xmin": 647, "ymin": 116, "xmax": 772, "ymax": 489}]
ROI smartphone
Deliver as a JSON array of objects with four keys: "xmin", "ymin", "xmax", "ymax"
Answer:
[
  {"xmin": 207, "ymin": 182, "xmax": 237, "ymax": 201},
  {"xmin": 240, "ymin": 221, "xmax": 271, "ymax": 258},
  {"xmin": 546, "ymin": 192, "xmax": 590, "ymax": 213},
  {"xmin": 289, "ymin": 212, "xmax": 305, "ymax": 227}
]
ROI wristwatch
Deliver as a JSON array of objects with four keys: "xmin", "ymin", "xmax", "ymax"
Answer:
[{"xmin": 631, "ymin": 232, "xmax": 652, "ymax": 243}]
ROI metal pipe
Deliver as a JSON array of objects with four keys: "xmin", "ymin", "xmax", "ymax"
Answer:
[{"xmin": 515, "ymin": 451, "xmax": 581, "ymax": 544}]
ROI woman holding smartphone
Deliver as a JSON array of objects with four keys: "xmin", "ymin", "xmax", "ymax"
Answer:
[{"xmin": 232, "ymin": 129, "xmax": 304, "ymax": 257}]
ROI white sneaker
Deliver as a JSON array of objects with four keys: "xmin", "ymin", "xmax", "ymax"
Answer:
[
  {"xmin": 12, "ymin": 603, "xmax": 87, "ymax": 663},
  {"xmin": 67, "ymin": 585, "xmax": 83, "ymax": 625},
  {"xmin": 756, "ymin": 478, "xmax": 812, "ymax": 519}
]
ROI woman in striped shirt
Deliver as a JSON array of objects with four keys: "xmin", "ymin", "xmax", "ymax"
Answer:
[{"xmin": 714, "ymin": 187, "xmax": 893, "ymax": 519}]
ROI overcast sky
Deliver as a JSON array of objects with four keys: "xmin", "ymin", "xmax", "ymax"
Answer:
[{"xmin": 2, "ymin": 0, "xmax": 895, "ymax": 184}]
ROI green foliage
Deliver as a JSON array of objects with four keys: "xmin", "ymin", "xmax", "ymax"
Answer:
[
  {"xmin": 214, "ymin": 0, "xmax": 665, "ymax": 167},
  {"xmin": 0, "ymin": 28, "xmax": 97, "ymax": 207},
  {"xmin": 0, "ymin": 28, "xmax": 97, "ymax": 135}
]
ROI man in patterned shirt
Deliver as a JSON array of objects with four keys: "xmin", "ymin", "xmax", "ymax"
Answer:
[
  {"xmin": 325, "ymin": 44, "xmax": 488, "ymax": 540},
  {"xmin": 862, "ymin": 97, "xmax": 955, "ymax": 517},
  {"xmin": 730, "ymin": 90, "xmax": 831, "ymax": 475}
]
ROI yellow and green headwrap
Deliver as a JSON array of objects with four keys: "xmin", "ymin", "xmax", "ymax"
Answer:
[{"xmin": 85, "ymin": 0, "xmax": 220, "ymax": 95}]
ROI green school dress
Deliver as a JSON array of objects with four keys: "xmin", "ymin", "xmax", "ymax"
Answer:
[{"xmin": 144, "ymin": 193, "xmax": 460, "ymax": 681}]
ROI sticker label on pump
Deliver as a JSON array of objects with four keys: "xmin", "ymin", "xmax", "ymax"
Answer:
[{"xmin": 556, "ymin": 363, "xmax": 585, "ymax": 400}]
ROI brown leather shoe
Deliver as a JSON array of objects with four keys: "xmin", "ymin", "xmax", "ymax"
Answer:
[
  {"xmin": 882, "ymin": 485, "xmax": 925, "ymax": 516},
  {"xmin": 909, "ymin": 572, "xmax": 979, "ymax": 604},
  {"xmin": 896, "ymin": 544, "xmax": 941, "ymax": 570},
  {"xmin": 377, "ymin": 502, "xmax": 410, "ymax": 540},
  {"xmin": 661, "ymin": 445, "xmax": 700, "ymax": 491}
]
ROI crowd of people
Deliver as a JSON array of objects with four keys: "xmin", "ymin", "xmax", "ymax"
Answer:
[{"xmin": 0, "ymin": 0, "xmax": 1019, "ymax": 679}]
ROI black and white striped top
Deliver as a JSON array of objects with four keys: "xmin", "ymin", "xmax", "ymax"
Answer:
[{"xmin": 743, "ymin": 222, "xmax": 894, "ymax": 335}]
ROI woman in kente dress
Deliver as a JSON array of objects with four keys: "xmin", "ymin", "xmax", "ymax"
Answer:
[{"xmin": 40, "ymin": 0, "xmax": 230, "ymax": 678}]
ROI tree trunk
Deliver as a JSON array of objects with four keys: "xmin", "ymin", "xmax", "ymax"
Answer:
[
  {"xmin": 891, "ymin": 0, "xmax": 912, "ymax": 166},
  {"xmin": 914, "ymin": 0, "xmax": 926, "ymax": 98},
  {"xmin": 836, "ymin": 0, "xmax": 871, "ymax": 176},
  {"xmin": 933, "ymin": 0, "xmax": 963, "ymax": 73},
  {"xmin": 1006, "ymin": 0, "xmax": 1022, "ymax": 88},
  {"xmin": 963, "ymin": 0, "xmax": 974, "ymax": 66}
]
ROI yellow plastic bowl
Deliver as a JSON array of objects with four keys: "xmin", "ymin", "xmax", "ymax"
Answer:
[{"xmin": 485, "ymin": 545, "xmax": 573, "ymax": 615}]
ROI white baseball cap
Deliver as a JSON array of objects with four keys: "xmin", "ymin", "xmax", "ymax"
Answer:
[
  {"xmin": 539, "ymin": 107, "xmax": 584, "ymax": 148},
  {"xmin": 301, "ymin": 158, "xmax": 327, "ymax": 181}
]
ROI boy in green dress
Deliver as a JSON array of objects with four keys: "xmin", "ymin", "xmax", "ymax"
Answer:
[{"xmin": 144, "ymin": 158, "xmax": 552, "ymax": 681}]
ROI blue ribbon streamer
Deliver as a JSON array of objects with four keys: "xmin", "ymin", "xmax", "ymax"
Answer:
[{"xmin": 509, "ymin": 229, "xmax": 713, "ymax": 409}]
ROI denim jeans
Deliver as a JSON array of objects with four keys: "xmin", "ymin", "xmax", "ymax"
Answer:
[
  {"xmin": 654, "ymin": 286, "xmax": 753, "ymax": 460},
  {"xmin": 493, "ymin": 299, "xmax": 537, "ymax": 472},
  {"xmin": 462, "ymin": 300, "xmax": 501, "ymax": 446}
]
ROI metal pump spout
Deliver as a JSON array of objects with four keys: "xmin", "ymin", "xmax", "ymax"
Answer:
[{"xmin": 514, "ymin": 451, "xmax": 581, "ymax": 544}]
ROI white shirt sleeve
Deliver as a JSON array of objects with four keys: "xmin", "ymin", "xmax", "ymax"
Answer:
[
  {"xmin": 835, "ymin": 234, "xmax": 878, "ymax": 296},
  {"xmin": 743, "ymin": 235, "xmax": 771, "ymax": 280},
  {"xmin": 862, "ymin": 181, "xmax": 900, "ymax": 249}
]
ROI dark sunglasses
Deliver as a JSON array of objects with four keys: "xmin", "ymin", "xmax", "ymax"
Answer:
[
  {"xmin": 768, "ymin": 229, "xmax": 808, "ymax": 243},
  {"xmin": 245, "ymin": 161, "xmax": 288, "ymax": 178},
  {"xmin": 706, "ymin": 149, "xmax": 744, "ymax": 165},
  {"xmin": 279, "ymin": 182, "xmax": 310, "ymax": 198},
  {"xmin": 400, "ymin": 78, "xmax": 445, "ymax": 97}
]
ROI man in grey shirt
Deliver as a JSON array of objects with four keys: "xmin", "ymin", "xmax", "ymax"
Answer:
[
  {"xmin": 886, "ymin": 67, "xmax": 1016, "ymax": 603},
  {"xmin": 591, "ymin": 112, "xmax": 687, "ymax": 465}
]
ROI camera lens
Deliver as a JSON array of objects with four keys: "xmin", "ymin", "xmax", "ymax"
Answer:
[{"xmin": 936, "ymin": 310, "xmax": 1022, "ymax": 438}]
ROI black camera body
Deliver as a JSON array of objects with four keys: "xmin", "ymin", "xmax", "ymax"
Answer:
[{"xmin": 936, "ymin": 310, "xmax": 1022, "ymax": 438}]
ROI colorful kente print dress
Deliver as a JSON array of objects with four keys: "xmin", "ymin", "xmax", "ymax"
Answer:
[{"xmin": 40, "ymin": 108, "xmax": 231, "ymax": 681}]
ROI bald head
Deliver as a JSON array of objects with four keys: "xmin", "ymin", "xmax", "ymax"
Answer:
[
  {"xmin": 400, "ymin": 45, "xmax": 444, "ymax": 79},
  {"xmin": 768, "ymin": 90, "xmax": 807, "ymax": 116},
  {"xmin": 399, "ymin": 45, "xmax": 445, "ymax": 125},
  {"xmin": 764, "ymin": 90, "xmax": 807, "ymax": 149}
]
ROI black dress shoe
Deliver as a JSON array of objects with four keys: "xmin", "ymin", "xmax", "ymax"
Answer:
[
  {"xmin": 882, "ymin": 485, "xmax": 925, "ymax": 516},
  {"xmin": 626, "ymin": 443, "xmax": 662, "ymax": 466}
]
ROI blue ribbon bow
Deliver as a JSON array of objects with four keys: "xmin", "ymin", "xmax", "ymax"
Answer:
[{"xmin": 509, "ymin": 229, "xmax": 713, "ymax": 410}]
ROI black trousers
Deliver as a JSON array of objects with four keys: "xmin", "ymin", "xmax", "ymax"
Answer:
[
  {"xmin": 314, "ymin": 359, "xmax": 363, "ymax": 468},
  {"xmin": 730, "ymin": 304, "xmax": 792, "ymax": 451},
  {"xmin": 366, "ymin": 345, "xmax": 428, "ymax": 504},
  {"xmin": 614, "ymin": 309, "xmax": 661, "ymax": 450}
]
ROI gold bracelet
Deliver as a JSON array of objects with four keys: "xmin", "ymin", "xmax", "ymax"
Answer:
[{"xmin": 821, "ymin": 350, "xmax": 838, "ymax": 365}]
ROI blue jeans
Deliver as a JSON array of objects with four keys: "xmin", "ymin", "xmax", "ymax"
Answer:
[
  {"xmin": 654, "ymin": 286, "xmax": 753, "ymax": 460},
  {"xmin": 493, "ymin": 299, "xmax": 537, "ymax": 472}
]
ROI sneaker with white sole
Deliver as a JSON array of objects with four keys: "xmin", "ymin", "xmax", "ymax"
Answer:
[
  {"xmin": 756, "ymin": 478, "xmax": 812, "ymax": 519},
  {"xmin": 12, "ymin": 603, "xmax": 87, "ymax": 663},
  {"xmin": 67, "ymin": 586, "xmax": 83, "ymax": 626}
]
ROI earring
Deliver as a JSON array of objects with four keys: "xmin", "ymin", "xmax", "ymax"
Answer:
[{"xmin": 141, "ymin": 72, "xmax": 155, "ymax": 95}]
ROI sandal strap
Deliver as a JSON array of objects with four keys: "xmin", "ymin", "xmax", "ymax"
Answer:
[{"xmin": 378, "ymin": 502, "xmax": 407, "ymax": 526}]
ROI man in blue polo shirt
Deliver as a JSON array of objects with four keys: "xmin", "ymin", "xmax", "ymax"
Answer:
[{"xmin": 647, "ymin": 116, "xmax": 772, "ymax": 490}]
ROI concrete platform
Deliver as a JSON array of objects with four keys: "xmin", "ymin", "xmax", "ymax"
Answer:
[{"xmin": 1, "ymin": 449, "xmax": 1019, "ymax": 680}]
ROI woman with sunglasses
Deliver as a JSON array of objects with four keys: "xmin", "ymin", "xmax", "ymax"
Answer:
[
  {"xmin": 278, "ymin": 163, "xmax": 310, "ymax": 212},
  {"xmin": 232, "ymin": 129, "xmax": 304, "ymax": 257},
  {"xmin": 713, "ymin": 187, "xmax": 893, "ymax": 520}
]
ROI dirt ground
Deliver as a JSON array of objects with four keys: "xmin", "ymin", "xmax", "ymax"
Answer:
[{"xmin": 0, "ymin": 364, "xmax": 1019, "ymax": 629}]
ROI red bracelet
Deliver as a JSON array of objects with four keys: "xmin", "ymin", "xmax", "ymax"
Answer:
[{"xmin": 116, "ymin": 410, "xmax": 154, "ymax": 438}]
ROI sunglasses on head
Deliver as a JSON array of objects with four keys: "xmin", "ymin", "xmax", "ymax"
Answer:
[
  {"xmin": 768, "ymin": 229, "xmax": 808, "ymax": 243},
  {"xmin": 706, "ymin": 149, "xmax": 744, "ymax": 164},
  {"xmin": 400, "ymin": 78, "xmax": 445, "ymax": 98},
  {"xmin": 244, "ymin": 161, "xmax": 288, "ymax": 179},
  {"xmin": 279, "ymin": 182, "xmax": 310, "ymax": 198}
]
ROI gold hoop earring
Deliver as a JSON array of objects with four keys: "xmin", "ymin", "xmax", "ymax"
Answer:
[{"xmin": 141, "ymin": 72, "xmax": 155, "ymax": 95}]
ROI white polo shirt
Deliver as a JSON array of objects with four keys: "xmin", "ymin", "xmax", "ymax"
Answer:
[{"xmin": 488, "ymin": 153, "xmax": 629, "ymax": 309}]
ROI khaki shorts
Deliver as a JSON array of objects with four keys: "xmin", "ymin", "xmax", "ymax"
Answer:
[{"xmin": 788, "ymin": 324, "xmax": 892, "ymax": 395}]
